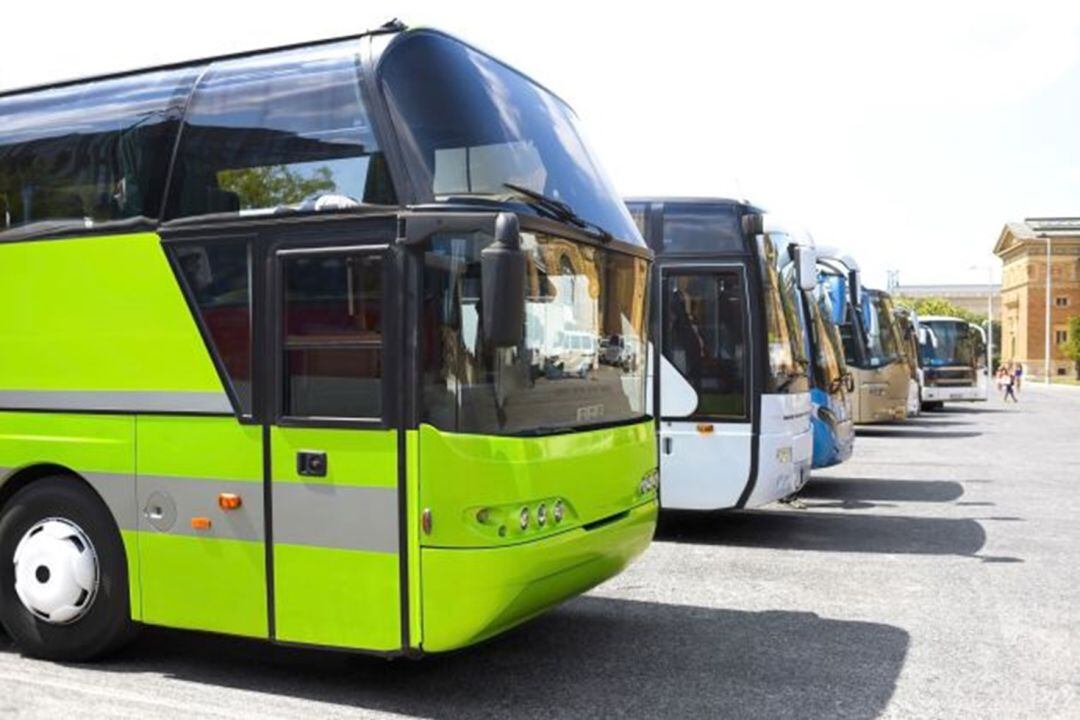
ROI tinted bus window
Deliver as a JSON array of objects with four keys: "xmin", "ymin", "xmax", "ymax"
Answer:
[
  {"xmin": 378, "ymin": 32, "xmax": 642, "ymax": 244},
  {"xmin": 0, "ymin": 68, "xmax": 199, "ymax": 232},
  {"xmin": 662, "ymin": 269, "xmax": 748, "ymax": 418},
  {"xmin": 173, "ymin": 239, "xmax": 252, "ymax": 413},
  {"xmin": 167, "ymin": 42, "xmax": 395, "ymax": 219},
  {"xmin": 661, "ymin": 203, "xmax": 743, "ymax": 254},
  {"xmin": 758, "ymin": 235, "xmax": 808, "ymax": 393},
  {"xmin": 282, "ymin": 251, "xmax": 384, "ymax": 419},
  {"xmin": 625, "ymin": 202, "xmax": 647, "ymax": 238}
]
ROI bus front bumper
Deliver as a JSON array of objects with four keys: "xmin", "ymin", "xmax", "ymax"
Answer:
[
  {"xmin": 418, "ymin": 499, "xmax": 657, "ymax": 652},
  {"xmin": 922, "ymin": 385, "xmax": 985, "ymax": 402}
]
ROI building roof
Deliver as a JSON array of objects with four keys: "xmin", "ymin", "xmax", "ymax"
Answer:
[{"xmin": 994, "ymin": 217, "xmax": 1080, "ymax": 256}]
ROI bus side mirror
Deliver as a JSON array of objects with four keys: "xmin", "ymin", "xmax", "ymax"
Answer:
[
  {"xmin": 795, "ymin": 246, "xmax": 817, "ymax": 291},
  {"xmin": 481, "ymin": 212, "xmax": 526, "ymax": 347},
  {"xmin": 741, "ymin": 212, "xmax": 764, "ymax": 238},
  {"xmin": 848, "ymin": 269, "xmax": 862, "ymax": 308}
]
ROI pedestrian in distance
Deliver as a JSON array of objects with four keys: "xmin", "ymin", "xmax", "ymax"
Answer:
[
  {"xmin": 1003, "ymin": 369, "xmax": 1019, "ymax": 403},
  {"xmin": 1014, "ymin": 363, "xmax": 1023, "ymax": 393}
]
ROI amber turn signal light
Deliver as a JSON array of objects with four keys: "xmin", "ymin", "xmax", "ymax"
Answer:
[
  {"xmin": 218, "ymin": 493, "xmax": 242, "ymax": 511},
  {"xmin": 190, "ymin": 517, "xmax": 212, "ymax": 530},
  {"xmin": 696, "ymin": 423, "xmax": 715, "ymax": 434}
]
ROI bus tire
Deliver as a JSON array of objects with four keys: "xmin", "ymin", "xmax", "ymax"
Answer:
[{"xmin": 0, "ymin": 475, "xmax": 136, "ymax": 661}]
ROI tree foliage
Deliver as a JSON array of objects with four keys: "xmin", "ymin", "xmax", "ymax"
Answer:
[
  {"xmin": 893, "ymin": 296, "xmax": 986, "ymax": 325},
  {"xmin": 218, "ymin": 165, "xmax": 336, "ymax": 209},
  {"xmin": 1060, "ymin": 315, "xmax": 1080, "ymax": 380}
]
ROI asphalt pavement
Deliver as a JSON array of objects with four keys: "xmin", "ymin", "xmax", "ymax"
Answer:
[{"xmin": 0, "ymin": 384, "xmax": 1076, "ymax": 719}]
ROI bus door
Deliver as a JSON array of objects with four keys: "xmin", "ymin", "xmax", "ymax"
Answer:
[
  {"xmin": 266, "ymin": 223, "xmax": 404, "ymax": 652},
  {"xmin": 658, "ymin": 265, "xmax": 753, "ymax": 509}
]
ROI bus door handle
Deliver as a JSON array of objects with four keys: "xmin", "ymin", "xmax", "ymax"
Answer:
[
  {"xmin": 662, "ymin": 437, "xmax": 673, "ymax": 455},
  {"xmin": 297, "ymin": 451, "xmax": 328, "ymax": 477}
]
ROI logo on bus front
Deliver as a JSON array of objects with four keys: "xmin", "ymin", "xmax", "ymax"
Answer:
[{"xmin": 576, "ymin": 404, "xmax": 605, "ymax": 422}]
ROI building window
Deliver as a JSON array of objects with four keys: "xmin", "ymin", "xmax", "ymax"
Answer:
[
  {"xmin": 1055, "ymin": 330, "xmax": 1068, "ymax": 345},
  {"xmin": 1055, "ymin": 296, "xmax": 1069, "ymax": 307}
]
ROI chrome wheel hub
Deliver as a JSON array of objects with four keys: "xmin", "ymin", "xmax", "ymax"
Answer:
[{"xmin": 13, "ymin": 518, "xmax": 99, "ymax": 624}]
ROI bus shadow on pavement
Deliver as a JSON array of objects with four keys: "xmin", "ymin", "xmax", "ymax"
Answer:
[
  {"xmin": 656, "ymin": 510, "xmax": 987, "ymax": 557},
  {"xmin": 800, "ymin": 477, "xmax": 965, "ymax": 503},
  {"xmin": 894, "ymin": 418, "xmax": 974, "ymax": 428},
  {"xmin": 13, "ymin": 597, "xmax": 909, "ymax": 720},
  {"xmin": 854, "ymin": 428, "xmax": 983, "ymax": 440}
]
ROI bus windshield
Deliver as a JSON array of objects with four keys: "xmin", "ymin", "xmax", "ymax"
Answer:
[
  {"xmin": 919, "ymin": 320, "xmax": 976, "ymax": 368},
  {"xmin": 421, "ymin": 231, "xmax": 648, "ymax": 435},
  {"xmin": 862, "ymin": 292, "xmax": 902, "ymax": 366},
  {"xmin": 810, "ymin": 286, "xmax": 848, "ymax": 391},
  {"xmin": 760, "ymin": 235, "xmax": 809, "ymax": 393},
  {"xmin": 378, "ymin": 31, "xmax": 642, "ymax": 244}
]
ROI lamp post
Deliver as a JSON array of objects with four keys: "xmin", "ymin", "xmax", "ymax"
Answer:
[
  {"xmin": 969, "ymin": 264, "xmax": 995, "ymax": 376},
  {"xmin": 1045, "ymin": 234, "xmax": 1052, "ymax": 385}
]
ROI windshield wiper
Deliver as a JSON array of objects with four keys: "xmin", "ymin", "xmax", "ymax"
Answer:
[{"xmin": 502, "ymin": 183, "xmax": 614, "ymax": 242}]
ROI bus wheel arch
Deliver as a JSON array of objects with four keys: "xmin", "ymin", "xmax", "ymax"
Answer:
[{"xmin": 0, "ymin": 467, "xmax": 136, "ymax": 660}]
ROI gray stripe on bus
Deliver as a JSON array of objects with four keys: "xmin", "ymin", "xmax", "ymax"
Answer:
[
  {"xmin": 137, "ymin": 475, "xmax": 265, "ymax": 542},
  {"xmin": 273, "ymin": 484, "xmax": 399, "ymax": 554},
  {"xmin": 0, "ymin": 390, "xmax": 233, "ymax": 414},
  {"xmin": 0, "ymin": 467, "xmax": 139, "ymax": 532},
  {"xmin": 0, "ymin": 467, "xmax": 397, "ymax": 553}
]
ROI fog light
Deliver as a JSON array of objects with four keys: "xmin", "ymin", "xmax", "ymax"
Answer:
[
  {"xmin": 537, "ymin": 504, "xmax": 547, "ymax": 526},
  {"xmin": 519, "ymin": 506, "xmax": 530, "ymax": 530},
  {"xmin": 553, "ymin": 500, "xmax": 564, "ymax": 523},
  {"xmin": 776, "ymin": 446, "xmax": 792, "ymax": 464}
]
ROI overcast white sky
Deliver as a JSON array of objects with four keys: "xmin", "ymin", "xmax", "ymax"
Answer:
[{"xmin": 4, "ymin": 1, "xmax": 1079, "ymax": 288}]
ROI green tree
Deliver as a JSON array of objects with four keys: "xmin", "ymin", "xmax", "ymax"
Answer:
[
  {"xmin": 893, "ymin": 295, "xmax": 986, "ymax": 325},
  {"xmin": 1059, "ymin": 316, "xmax": 1080, "ymax": 380},
  {"xmin": 217, "ymin": 165, "xmax": 336, "ymax": 209}
]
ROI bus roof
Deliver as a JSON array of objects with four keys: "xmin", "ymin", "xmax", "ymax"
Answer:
[{"xmin": 0, "ymin": 20, "xmax": 405, "ymax": 99}]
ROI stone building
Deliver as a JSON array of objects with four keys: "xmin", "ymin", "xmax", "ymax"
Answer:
[{"xmin": 993, "ymin": 218, "xmax": 1080, "ymax": 379}]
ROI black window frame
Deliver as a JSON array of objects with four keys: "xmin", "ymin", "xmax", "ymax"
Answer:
[
  {"xmin": 266, "ymin": 219, "xmax": 400, "ymax": 430},
  {"xmin": 163, "ymin": 232, "xmax": 257, "ymax": 420}
]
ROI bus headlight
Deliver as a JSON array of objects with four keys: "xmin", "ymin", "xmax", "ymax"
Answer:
[
  {"xmin": 553, "ymin": 500, "xmax": 565, "ymax": 523},
  {"xmin": 519, "ymin": 506, "xmax": 530, "ymax": 530},
  {"xmin": 537, "ymin": 503, "xmax": 547, "ymax": 526}
]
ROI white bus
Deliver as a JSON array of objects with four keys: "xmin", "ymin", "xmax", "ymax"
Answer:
[
  {"xmin": 627, "ymin": 199, "xmax": 814, "ymax": 510},
  {"xmin": 918, "ymin": 316, "xmax": 990, "ymax": 407}
]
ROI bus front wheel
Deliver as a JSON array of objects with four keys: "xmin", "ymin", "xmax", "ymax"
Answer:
[{"xmin": 0, "ymin": 476, "xmax": 135, "ymax": 661}]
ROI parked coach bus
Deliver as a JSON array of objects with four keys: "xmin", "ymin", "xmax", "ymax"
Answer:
[
  {"xmin": 816, "ymin": 251, "xmax": 909, "ymax": 424},
  {"xmin": 795, "ymin": 248, "xmax": 855, "ymax": 469},
  {"xmin": 0, "ymin": 25, "xmax": 659, "ymax": 661},
  {"xmin": 917, "ymin": 316, "xmax": 990, "ymax": 408},
  {"xmin": 626, "ymin": 199, "xmax": 813, "ymax": 510}
]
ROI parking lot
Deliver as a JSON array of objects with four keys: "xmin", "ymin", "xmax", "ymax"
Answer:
[{"xmin": 0, "ymin": 385, "xmax": 1077, "ymax": 719}]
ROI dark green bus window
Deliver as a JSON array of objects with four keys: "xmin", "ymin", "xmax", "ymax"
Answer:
[
  {"xmin": 166, "ymin": 42, "xmax": 395, "ymax": 220},
  {"xmin": 282, "ymin": 251, "xmax": 384, "ymax": 419}
]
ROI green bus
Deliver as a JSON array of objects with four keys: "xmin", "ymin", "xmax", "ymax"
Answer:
[{"xmin": 0, "ymin": 23, "xmax": 657, "ymax": 660}]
